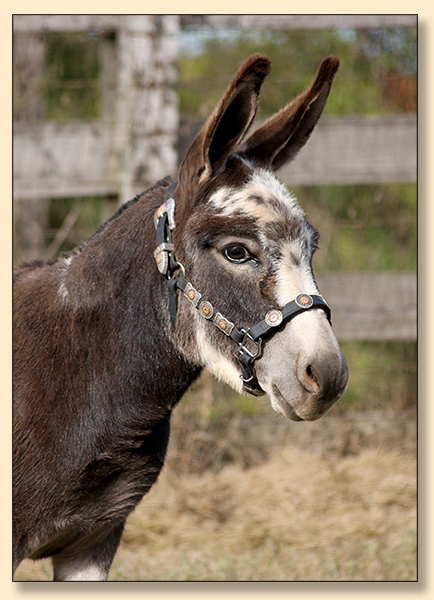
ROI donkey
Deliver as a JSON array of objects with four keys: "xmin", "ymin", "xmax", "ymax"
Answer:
[{"xmin": 13, "ymin": 54, "xmax": 348, "ymax": 580}]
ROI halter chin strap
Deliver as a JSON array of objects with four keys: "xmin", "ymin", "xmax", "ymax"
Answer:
[{"xmin": 154, "ymin": 182, "xmax": 332, "ymax": 397}]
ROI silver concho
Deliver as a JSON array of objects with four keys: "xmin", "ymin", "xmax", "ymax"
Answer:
[
  {"xmin": 295, "ymin": 294, "xmax": 314, "ymax": 309},
  {"xmin": 183, "ymin": 282, "xmax": 201, "ymax": 307},
  {"xmin": 213, "ymin": 312, "xmax": 234, "ymax": 336},
  {"xmin": 154, "ymin": 247, "xmax": 168, "ymax": 275},
  {"xmin": 198, "ymin": 300, "xmax": 214, "ymax": 320},
  {"xmin": 265, "ymin": 309, "xmax": 283, "ymax": 327}
]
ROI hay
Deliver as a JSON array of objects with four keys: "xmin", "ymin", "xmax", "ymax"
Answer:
[{"xmin": 116, "ymin": 443, "xmax": 416, "ymax": 580}]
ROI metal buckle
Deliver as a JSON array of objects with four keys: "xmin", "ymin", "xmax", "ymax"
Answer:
[
  {"xmin": 236, "ymin": 331, "xmax": 264, "ymax": 396},
  {"xmin": 238, "ymin": 330, "xmax": 262, "ymax": 361}
]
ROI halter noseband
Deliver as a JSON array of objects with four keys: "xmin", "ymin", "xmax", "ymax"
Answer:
[{"xmin": 154, "ymin": 182, "xmax": 332, "ymax": 397}]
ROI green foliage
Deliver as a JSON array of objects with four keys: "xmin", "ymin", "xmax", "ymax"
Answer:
[
  {"xmin": 297, "ymin": 183, "xmax": 417, "ymax": 272},
  {"xmin": 178, "ymin": 27, "xmax": 416, "ymax": 118},
  {"xmin": 45, "ymin": 34, "xmax": 101, "ymax": 120},
  {"xmin": 46, "ymin": 196, "xmax": 109, "ymax": 253},
  {"xmin": 338, "ymin": 341, "xmax": 417, "ymax": 412}
]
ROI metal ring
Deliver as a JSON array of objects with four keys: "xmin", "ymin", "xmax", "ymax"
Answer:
[{"xmin": 176, "ymin": 262, "xmax": 185, "ymax": 277}]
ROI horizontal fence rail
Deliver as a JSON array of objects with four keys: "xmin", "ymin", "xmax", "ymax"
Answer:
[
  {"xmin": 317, "ymin": 271, "xmax": 417, "ymax": 341},
  {"xmin": 14, "ymin": 14, "xmax": 417, "ymax": 34},
  {"xmin": 181, "ymin": 14, "xmax": 417, "ymax": 31},
  {"xmin": 13, "ymin": 120, "xmax": 178, "ymax": 200},
  {"xmin": 279, "ymin": 114, "xmax": 417, "ymax": 186},
  {"xmin": 13, "ymin": 114, "xmax": 417, "ymax": 200},
  {"xmin": 13, "ymin": 14, "xmax": 165, "ymax": 34}
]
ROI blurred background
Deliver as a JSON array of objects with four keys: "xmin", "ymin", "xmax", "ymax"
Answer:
[{"xmin": 13, "ymin": 15, "xmax": 417, "ymax": 581}]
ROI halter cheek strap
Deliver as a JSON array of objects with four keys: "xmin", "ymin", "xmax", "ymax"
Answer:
[{"xmin": 154, "ymin": 183, "xmax": 332, "ymax": 397}]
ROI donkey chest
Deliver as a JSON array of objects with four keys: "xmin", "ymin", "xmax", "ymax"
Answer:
[
  {"xmin": 31, "ymin": 420, "xmax": 171, "ymax": 559},
  {"xmin": 75, "ymin": 414, "xmax": 172, "ymax": 501}
]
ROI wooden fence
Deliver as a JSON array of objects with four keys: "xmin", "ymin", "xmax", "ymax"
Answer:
[
  {"xmin": 181, "ymin": 14, "xmax": 417, "ymax": 30},
  {"xmin": 318, "ymin": 271, "xmax": 416, "ymax": 342},
  {"xmin": 13, "ymin": 14, "xmax": 418, "ymax": 200},
  {"xmin": 12, "ymin": 15, "xmax": 417, "ymax": 342},
  {"xmin": 13, "ymin": 15, "xmax": 180, "ymax": 204},
  {"xmin": 13, "ymin": 113, "xmax": 417, "ymax": 200}
]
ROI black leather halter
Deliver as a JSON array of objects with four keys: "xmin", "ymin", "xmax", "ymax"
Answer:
[{"xmin": 154, "ymin": 182, "xmax": 332, "ymax": 396}]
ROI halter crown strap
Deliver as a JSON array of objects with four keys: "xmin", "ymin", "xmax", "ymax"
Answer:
[{"xmin": 154, "ymin": 182, "xmax": 332, "ymax": 396}]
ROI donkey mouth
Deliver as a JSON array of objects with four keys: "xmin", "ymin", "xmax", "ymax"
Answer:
[
  {"xmin": 271, "ymin": 385, "xmax": 304, "ymax": 421},
  {"xmin": 271, "ymin": 384, "xmax": 339, "ymax": 422}
]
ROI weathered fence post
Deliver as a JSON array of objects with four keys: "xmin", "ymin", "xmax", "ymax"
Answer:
[{"xmin": 114, "ymin": 15, "xmax": 180, "ymax": 204}]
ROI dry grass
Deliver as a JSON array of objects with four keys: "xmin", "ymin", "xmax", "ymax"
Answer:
[
  {"xmin": 110, "ymin": 445, "xmax": 416, "ymax": 581},
  {"xmin": 15, "ymin": 409, "xmax": 417, "ymax": 582}
]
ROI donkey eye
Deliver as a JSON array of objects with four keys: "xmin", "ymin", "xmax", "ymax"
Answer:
[{"xmin": 224, "ymin": 245, "xmax": 251, "ymax": 263}]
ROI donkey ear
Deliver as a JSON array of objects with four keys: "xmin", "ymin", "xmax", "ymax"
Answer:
[
  {"xmin": 178, "ymin": 54, "xmax": 271, "ymax": 184},
  {"xmin": 237, "ymin": 56, "xmax": 339, "ymax": 171}
]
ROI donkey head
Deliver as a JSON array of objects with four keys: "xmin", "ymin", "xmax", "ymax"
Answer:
[{"xmin": 163, "ymin": 54, "xmax": 348, "ymax": 421}]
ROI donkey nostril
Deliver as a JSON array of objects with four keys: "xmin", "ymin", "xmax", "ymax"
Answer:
[{"xmin": 304, "ymin": 364, "xmax": 320, "ymax": 392}]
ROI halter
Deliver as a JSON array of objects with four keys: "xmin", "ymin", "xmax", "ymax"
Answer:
[{"xmin": 154, "ymin": 182, "xmax": 332, "ymax": 397}]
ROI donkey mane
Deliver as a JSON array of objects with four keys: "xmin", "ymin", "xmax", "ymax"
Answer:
[
  {"xmin": 89, "ymin": 176, "xmax": 173, "ymax": 243},
  {"xmin": 14, "ymin": 177, "xmax": 174, "ymax": 281}
]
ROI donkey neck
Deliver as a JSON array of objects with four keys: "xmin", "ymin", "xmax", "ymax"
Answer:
[{"xmin": 59, "ymin": 183, "xmax": 202, "ymax": 410}]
